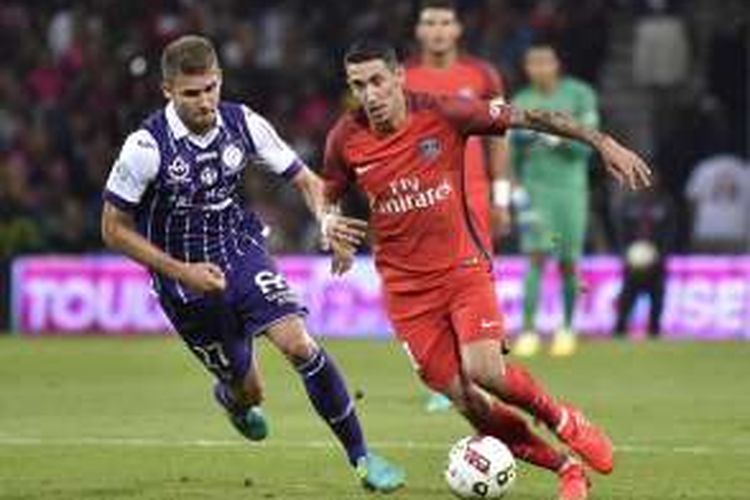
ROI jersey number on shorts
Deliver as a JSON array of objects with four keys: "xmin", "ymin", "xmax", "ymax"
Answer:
[{"xmin": 192, "ymin": 342, "xmax": 231, "ymax": 372}]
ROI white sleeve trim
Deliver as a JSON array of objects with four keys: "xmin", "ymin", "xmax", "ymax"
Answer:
[
  {"xmin": 243, "ymin": 106, "xmax": 300, "ymax": 175},
  {"xmin": 105, "ymin": 129, "xmax": 160, "ymax": 204}
]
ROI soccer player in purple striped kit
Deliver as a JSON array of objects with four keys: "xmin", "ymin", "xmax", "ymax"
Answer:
[{"xmin": 101, "ymin": 35, "xmax": 404, "ymax": 492}]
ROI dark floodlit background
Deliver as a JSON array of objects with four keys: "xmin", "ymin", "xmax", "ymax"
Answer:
[
  {"xmin": 0, "ymin": 0, "xmax": 747, "ymax": 334},
  {"xmin": 1, "ymin": 3, "xmax": 749, "ymax": 499}
]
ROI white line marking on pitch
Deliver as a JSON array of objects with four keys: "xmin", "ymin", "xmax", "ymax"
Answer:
[{"xmin": 0, "ymin": 437, "xmax": 747, "ymax": 455}]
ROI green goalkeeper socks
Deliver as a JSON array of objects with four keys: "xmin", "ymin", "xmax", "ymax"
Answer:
[
  {"xmin": 562, "ymin": 267, "xmax": 578, "ymax": 329},
  {"xmin": 523, "ymin": 261, "xmax": 543, "ymax": 331}
]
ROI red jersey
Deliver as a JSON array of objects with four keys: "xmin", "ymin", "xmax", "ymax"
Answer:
[
  {"xmin": 405, "ymin": 56, "xmax": 505, "ymax": 249},
  {"xmin": 324, "ymin": 92, "xmax": 513, "ymax": 292},
  {"xmin": 404, "ymin": 55, "xmax": 504, "ymax": 107}
]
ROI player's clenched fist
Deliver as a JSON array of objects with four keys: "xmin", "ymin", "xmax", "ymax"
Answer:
[{"xmin": 177, "ymin": 262, "xmax": 227, "ymax": 294}]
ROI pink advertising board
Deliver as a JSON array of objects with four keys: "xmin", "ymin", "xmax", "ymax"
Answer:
[{"xmin": 11, "ymin": 255, "xmax": 750, "ymax": 339}]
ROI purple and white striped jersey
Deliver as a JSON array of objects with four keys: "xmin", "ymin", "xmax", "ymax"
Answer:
[{"xmin": 104, "ymin": 101, "xmax": 304, "ymax": 302}]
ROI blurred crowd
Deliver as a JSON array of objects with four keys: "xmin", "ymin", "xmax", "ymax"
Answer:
[{"xmin": 0, "ymin": 0, "xmax": 747, "ymax": 259}]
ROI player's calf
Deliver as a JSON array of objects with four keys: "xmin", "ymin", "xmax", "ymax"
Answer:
[
  {"xmin": 446, "ymin": 379, "xmax": 569, "ymax": 471},
  {"xmin": 461, "ymin": 341, "xmax": 572, "ymax": 442},
  {"xmin": 265, "ymin": 315, "xmax": 318, "ymax": 363},
  {"xmin": 266, "ymin": 316, "xmax": 405, "ymax": 490}
]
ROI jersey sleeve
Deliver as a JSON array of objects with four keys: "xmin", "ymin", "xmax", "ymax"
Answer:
[
  {"xmin": 322, "ymin": 121, "xmax": 354, "ymax": 203},
  {"xmin": 243, "ymin": 107, "xmax": 304, "ymax": 181},
  {"xmin": 438, "ymin": 95, "xmax": 514, "ymax": 137},
  {"xmin": 479, "ymin": 62, "xmax": 505, "ymax": 99},
  {"xmin": 103, "ymin": 129, "xmax": 160, "ymax": 212}
]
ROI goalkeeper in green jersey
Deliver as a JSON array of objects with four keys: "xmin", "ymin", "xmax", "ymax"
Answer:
[{"xmin": 510, "ymin": 41, "xmax": 600, "ymax": 358}]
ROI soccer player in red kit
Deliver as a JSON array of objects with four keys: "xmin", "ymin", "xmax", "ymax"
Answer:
[
  {"xmin": 406, "ymin": 0, "xmax": 511, "ymax": 413},
  {"xmin": 323, "ymin": 40, "xmax": 651, "ymax": 500},
  {"xmin": 405, "ymin": 0, "xmax": 511, "ymax": 248}
]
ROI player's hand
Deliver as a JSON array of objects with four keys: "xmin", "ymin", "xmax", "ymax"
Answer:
[
  {"xmin": 596, "ymin": 135, "xmax": 652, "ymax": 190},
  {"xmin": 178, "ymin": 262, "xmax": 227, "ymax": 294},
  {"xmin": 321, "ymin": 213, "xmax": 369, "ymax": 248},
  {"xmin": 330, "ymin": 238, "xmax": 356, "ymax": 276}
]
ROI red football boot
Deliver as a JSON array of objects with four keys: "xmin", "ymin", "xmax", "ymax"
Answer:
[
  {"xmin": 556, "ymin": 404, "xmax": 614, "ymax": 474},
  {"xmin": 558, "ymin": 461, "xmax": 590, "ymax": 500}
]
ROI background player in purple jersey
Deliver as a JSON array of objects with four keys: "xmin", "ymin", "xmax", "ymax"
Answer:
[{"xmin": 100, "ymin": 35, "xmax": 403, "ymax": 493}]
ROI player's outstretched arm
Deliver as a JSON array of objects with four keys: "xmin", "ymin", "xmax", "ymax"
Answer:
[
  {"xmin": 290, "ymin": 167, "xmax": 367, "ymax": 275},
  {"xmin": 508, "ymin": 107, "xmax": 652, "ymax": 190},
  {"xmin": 101, "ymin": 202, "xmax": 226, "ymax": 293},
  {"xmin": 291, "ymin": 167, "xmax": 368, "ymax": 246}
]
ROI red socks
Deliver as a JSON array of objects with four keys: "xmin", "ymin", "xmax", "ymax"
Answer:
[
  {"xmin": 500, "ymin": 362, "xmax": 563, "ymax": 430},
  {"xmin": 470, "ymin": 401, "xmax": 567, "ymax": 472}
]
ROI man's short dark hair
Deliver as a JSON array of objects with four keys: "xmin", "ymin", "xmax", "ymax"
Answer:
[
  {"xmin": 161, "ymin": 35, "xmax": 218, "ymax": 81},
  {"xmin": 526, "ymin": 37, "xmax": 558, "ymax": 54},
  {"xmin": 419, "ymin": 0, "xmax": 457, "ymax": 13},
  {"xmin": 343, "ymin": 39, "xmax": 400, "ymax": 70}
]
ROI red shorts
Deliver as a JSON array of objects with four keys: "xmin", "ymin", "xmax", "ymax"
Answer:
[{"xmin": 383, "ymin": 265, "xmax": 505, "ymax": 391}]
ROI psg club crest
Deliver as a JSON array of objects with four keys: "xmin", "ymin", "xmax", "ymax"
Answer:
[
  {"xmin": 167, "ymin": 156, "xmax": 190, "ymax": 182},
  {"xmin": 418, "ymin": 137, "xmax": 442, "ymax": 162},
  {"xmin": 221, "ymin": 143, "xmax": 245, "ymax": 174}
]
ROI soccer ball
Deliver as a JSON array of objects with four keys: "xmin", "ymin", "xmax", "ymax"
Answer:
[
  {"xmin": 445, "ymin": 436, "xmax": 517, "ymax": 498},
  {"xmin": 626, "ymin": 239, "xmax": 659, "ymax": 270}
]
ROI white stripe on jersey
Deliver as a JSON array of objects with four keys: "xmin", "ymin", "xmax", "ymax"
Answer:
[
  {"xmin": 230, "ymin": 208, "xmax": 245, "ymax": 256},
  {"xmin": 218, "ymin": 211, "xmax": 230, "ymax": 270},
  {"xmin": 202, "ymin": 215, "xmax": 209, "ymax": 264},
  {"xmin": 183, "ymin": 215, "xmax": 191, "ymax": 263}
]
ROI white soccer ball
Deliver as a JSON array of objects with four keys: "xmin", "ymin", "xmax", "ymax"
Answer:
[
  {"xmin": 445, "ymin": 436, "xmax": 517, "ymax": 498},
  {"xmin": 626, "ymin": 239, "xmax": 659, "ymax": 269}
]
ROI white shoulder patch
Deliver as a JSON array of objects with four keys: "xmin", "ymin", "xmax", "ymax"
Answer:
[
  {"xmin": 105, "ymin": 129, "xmax": 160, "ymax": 204},
  {"xmin": 242, "ymin": 106, "xmax": 299, "ymax": 175}
]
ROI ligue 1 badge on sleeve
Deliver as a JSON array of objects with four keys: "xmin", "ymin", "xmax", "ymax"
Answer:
[
  {"xmin": 221, "ymin": 143, "xmax": 245, "ymax": 174},
  {"xmin": 418, "ymin": 137, "xmax": 441, "ymax": 162}
]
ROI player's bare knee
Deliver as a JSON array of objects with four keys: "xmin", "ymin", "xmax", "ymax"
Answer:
[
  {"xmin": 462, "ymin": 340, "xmax": 506, "ymax": 392},
  {"xmin": 283, "ymin": 333, "xmax": 318, "ymax": 364},
  {"xmin": 464, "ymin": 360, "xmax": 503, "ymax": 394},
  {"xmin": 266, "ymin": 317, "xmax": 318, "ymax": 363}
]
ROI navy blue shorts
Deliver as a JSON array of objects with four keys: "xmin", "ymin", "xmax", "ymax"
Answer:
[{"xmin": 159, "ymin": 239, "xmax": 306, "ymax": 383}]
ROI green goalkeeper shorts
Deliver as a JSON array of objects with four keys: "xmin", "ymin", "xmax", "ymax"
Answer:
[{"xmin": 519, "ymin": 184, "xmax": 588, "ymax": 261}]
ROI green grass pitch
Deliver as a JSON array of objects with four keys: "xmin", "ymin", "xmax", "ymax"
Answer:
[{"xmin": 1, "ymin": 336, "xmax": 749, "ymax": 499}]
